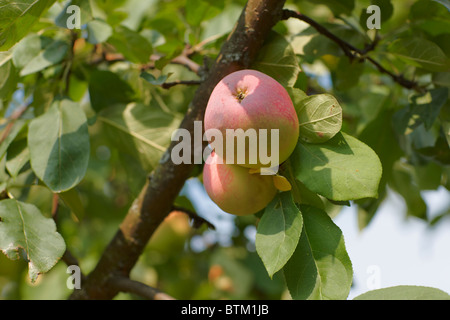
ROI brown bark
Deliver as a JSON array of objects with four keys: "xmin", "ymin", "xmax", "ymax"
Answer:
[{"xmin": 69, "ymin": 0, "xmax": 286, "ymax": 299}]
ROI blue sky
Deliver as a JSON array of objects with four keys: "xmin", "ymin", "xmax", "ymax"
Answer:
[{"xmin": 335, "ymin": 186, "xmax": 450, "ymax": 299}]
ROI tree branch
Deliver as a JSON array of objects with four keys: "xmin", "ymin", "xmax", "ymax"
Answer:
[
  {"xmin": 281, "ymin": 9, "xmax": 422, "ymax": 92},
  {"xmin": 109, "ymin": 276, "xmax": 175, "ymax": 300},
  {"xmin": 171, "ymin": 52, "xmax": 201, "ymax": 75},
  {"xmin": 160, "ymin": 79, "xmax": 202, "ymax": 90},
  {"xmin": 69, "ymin": 0, "xmax": 287, "ymax": 300},
  {"xmin": 172, "ymin": 206, "xmax": 215, "ymax": 230}
]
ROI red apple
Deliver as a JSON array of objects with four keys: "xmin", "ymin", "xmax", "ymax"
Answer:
[
  {"xmin": 203, "ymin": 152, "xmax": 277, "ymax": 216},
  {"xmin": 204, "ymin": 69, "xmax": 299, "ymax": 169}
]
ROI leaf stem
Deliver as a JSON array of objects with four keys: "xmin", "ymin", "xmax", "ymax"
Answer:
[{"xmin": 280, "ymin": 159, "xmax": 302, "ymax": 204}]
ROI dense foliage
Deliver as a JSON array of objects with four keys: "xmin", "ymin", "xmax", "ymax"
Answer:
[{"xmin": 0, "ymin": 0, "xmax": 449, "ymax": 300}]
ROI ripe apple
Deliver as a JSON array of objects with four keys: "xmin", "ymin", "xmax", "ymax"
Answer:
[
  {"xmin": 202, "ymin": 152, "xmax": 277, "ymax": 216},
  {"xmin": 204, "ymin": 69, "xmax": 299, "ymax": 169}
]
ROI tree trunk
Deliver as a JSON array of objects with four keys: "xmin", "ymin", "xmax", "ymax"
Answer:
[{"xmin": 69, "ymin": 0, "xmax": 286, "ymax": 300}]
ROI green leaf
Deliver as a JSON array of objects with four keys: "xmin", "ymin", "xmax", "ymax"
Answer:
[
  {"xmin": 286, "ymin": 87, "xmax": 307, "ymax": 116},
  {"xmin": 332, "ymin": 57, "xmax": 364, "ymax": 91},
  {"xmin": 98, "ymin": 102, "xmax": 182, "ymax": 172},
  {"xmin": 200, "ymin": 3, "xmax": 242, "ymax": 41},
  {"xmin": 296, "ymin": 93, "xmax": 343, "ymax": 143},
  {"xmin": 107, "ymin": 25, "xmax": 153, "ymax": 64},
  {"xmin": 291, "ymin": 132, "xmax": 382, "ymax": 201},
  {"xmin": 297, "ymin": 23, "xmax": 366, "ymax": 61},
  {"xmin": 185, "ymin": 0, "xmax": 224, "ymax": 26},
  {"xmin": 389, "ymin": 37, "xmax": 450, "ymax": 72},
  {"xmin": 0, "ymin": 60, "xmax": 18, "ymax": 100},
  {"xmin": 0, "ymin": 51, "xmax": 12, "ymax": 67},
  {"xmin": 140, "ymin": 71, "xmax": 170, "ymax": 85},
  {"xmin": 293, "ymin": 179, "xmax": 325, "ymax": 209},
  {"xmin": 354, "ymin": 285, "xmax": 450, "ymax": 300},
  {"xmin": 255, "ymin": 192, "xmax": 303, "ymax": 278},
  {"xmin": 0, "ymin": 0, "xmax": 56, "ymax": 51},
  {"xmin": 305, "ymin": 0, "xmax": 354, "ymax": 16},
  {"xmin": 0, "ymin": 119, "xmax": 27, "ymax": 161},
  {"xmin": 88, "ymin": 70, "xmax": 135, "ymax": 112},
  {"xmin": 432, "ymin": 72, "xmax": 450, "ymax": 87},
  {"xmin": 409, "ymin": 88, "xmax": 448, "ymax": 130},
  {"xmin": 410, "ymin": 0, "xmax": 450, "ymax": 36},
  {"xmin": 19, "ymin": 39, "xmax": 69, "ymax": 76},
  {"xmin": 59, "ymin": 188, "xmax": 84, "ymax": 221},
  {"xmin": 433, "ymin": 0, "xmax": 450, "ymax": 11},
  {"xmin": 414, "ymin": 161, "xmax": 443, "ymax": 190},
  {"xmin": 389, "ymin": 162, "xmax": 427, "ymax": 220},
  {"xmin": 0, "ymin": 199, "xmax": 66, "ymax": 282},
  {"xmin": 12, "ymin": 34, "xmax": 49, "ymax": 69},
  {"xmin": 28, "ymin": 98, "xmax": 90, "ymax": 192},
  {"xmin": 356, "ymin": 107, "xmax": 403, "ymax": 229},
  {"xmin": 283, "ymin": 205, "xmax": 353, "ymax": 300},
  {"xmin": 5, "ymin": 137, "xmax": 30, "ymax": 177},
  {"xmin": 394, "ymin": 88, "xmax": 449, "ymax": 136},
  {"xmin": 252, "ymin": 31, "xmax": 301, "ymax": 87},
  {"xmin": 86, "ymin": 19, "xmax": 112, "ymax": 44}
]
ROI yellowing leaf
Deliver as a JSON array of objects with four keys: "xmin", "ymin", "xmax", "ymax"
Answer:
[{"xmin": 273, "ymin": 175, "xmax": 292, "ymax": 191}]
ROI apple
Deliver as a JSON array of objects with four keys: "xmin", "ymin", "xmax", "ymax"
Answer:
[
  {"xmin": 204, "ymin": 69, "xmax": 299, "ymax": 169},
  {"xmin": 203, "ymin": 152, "xmax": 277, "ymax": 216}
]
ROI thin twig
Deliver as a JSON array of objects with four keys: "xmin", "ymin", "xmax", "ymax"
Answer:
[
  {"xmin": 109, "ymin": 276, "xmax": 176, "ymax": 300},
  {"xmin": 171, "ymin": 54, "xmax": 201, "ymax": 74},
  {"xmin": 172, "ymin": 206, "xmax": 215, "ymax": 230},
  {"xmin": 282, "ymin": 9, "xmax": 357, "ymax": 59},
  {"xmin": 160, "ymin": 79, "xmax": 202, "ymax": 89},
  {"xmin": 281, "ymin": 9, "xmax": 422, "ymax": 92},
  {"xmin": 51, "ymin": 193, "xmax": 59, "ymax": 221},
  {"xmin": 0, "ymin": 103, "xmax": 29, "ymax": 145},
  {"xmin": 62, "ymin": 30, "xmax": 78, "ymax": 95}
]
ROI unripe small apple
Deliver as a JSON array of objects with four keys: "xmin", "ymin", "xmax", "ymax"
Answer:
[
  {"xmin": 204, "ymin": 69, "xmax": 299, "ymax": 169},
  {"xmin": 203, "ymin": 152, "xmax": 277, "ymax": 216}
]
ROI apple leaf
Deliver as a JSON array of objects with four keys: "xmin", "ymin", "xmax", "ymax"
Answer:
[
  {"xmin": 0, "ymin": 0, "xmax": 56, "ymax": 51},
  {"xmin": 0, "ymin": 120, "xmax": 27, "ymax": 161},
  {"xmin": 255, "ymin": 192, "xmax": 303, "ymax": 278},
  {"xmin": 19, "ymin": 39, "xmax": 69, "ymax": 76},
  {"xmin": 389, "ymin": 37, "xmax": 450, "ymax": 72},
  {"xmin": 98, "ymin": 102, "xmax": 182, "ymax": 172},
  {"xmin": 283, "ymin": 205, "xmax": 353, "ymax": 300},
  {"xmin": 107, "ymin": 25, "xmax": 153, "ymax": 64},
  {"xmin": 86, "ymin": 19, "xmax": 112, "ymax": 44},
  {"xmin": 88, "ymin": 70, "xmax": 135, "ymax": 112},
  {"xmin": 0, "ymin": 199, "xmax": 66, "ymax": 282},
  {"xmin": 252, "ymin": 31, "xmax": 301, "ymax": 87},
  {"xmin": 5, "ymin": 137, "xmax": 30, "ymax": 178},
  {"xmin": 290, "ymin": 132, "xmax": 382, "ymax": 201},
  {"xmin": 399, "ymin": 87, "xmax": 448, "ymax": 133},
  {"xmin": 12, "ymin": 34, "xmax": 49, "ymax": 69},
  {"xmin": 28, "ymin": 98, "xmax": 90, "ymax": 193},
  {"xmin": 296, "ymin": 93, "xmax": 343, "ymax": 143},
  {"xmin": 354, "ymin": 285, "xmax": 450, "ymax": 300}
]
